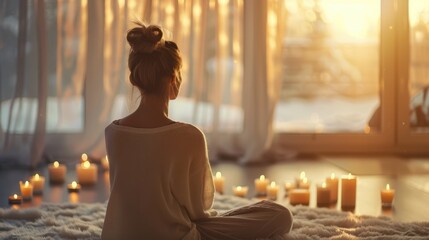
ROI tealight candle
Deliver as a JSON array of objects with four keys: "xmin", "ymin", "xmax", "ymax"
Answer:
[
  {"xmin": 101, "ymin": 155, "xmax": 109, "ymax": 171},
  {"xmin": 213, "ymin": 172, "xmax": 225, "ymax": 194},
  {"xmin": 76, "ymin": 160, "xmax": 98, "ymax": 185},
  {"xmin": 48, "ymin": 161, "xmax": 67, "ymax": 183},
  {"xmin": 380, "ymin": 184, "xmax": 395, "ymax": 207},
  {"xmin": 267, "ymin": 181, "xmax": 279, "ymax": 200},
  {"xmin": 341, "ymin": 173, "xmax": 357, "ymax": 210},
  {"xmin": 19, "ymin": 181, "xmax": 33, "ymax": 200},
  {"xmin": 289, "ymin": 189, "xmax": 310, "ymax": 206},
  {"xmin": 233, "ymin": 186, "xmax": 248, "ymax": 198},
  {"xmin": 8, "ymin": 194, "xmax": 22, "ymax": 205},
  {"xmin": 326, "ymin": 173, "xmax": 338, "ymax": 203},
  {"xmin": 30, "ymin": 173, "xmax": 45, "ymax": 193},
  {"xmin": 67, "ymin": 181, "xmax": 81, "ymax": 192},
  {"xmin": 255, "ymin": 175, "xmax": 269, "ymax": 196},
  {"xmin": 317, "ymin": 182, "xmax": 331, "ymax": 207}
]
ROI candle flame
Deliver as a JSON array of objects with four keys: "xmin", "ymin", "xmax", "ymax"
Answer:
[
  {"xmin": 386, "ymin": 184, "xmax": 390, "ymax": 190},
  {"xmin": 53, "ymin": 161, "xmax": 59, "ymax": 167},
  {"xmin": 237, "ymin": 186, "xmax": 242, "ymax": 191},
  {"xmin": 216, "ymin": 172, "xmax": 222, "ymax": 178},
  {"xmin": 348, "ymin": 173, "xmax": 352, "ymax": 179},
  {"xmin": 260, "ymin": 175, "xmax": 265, "ymax": 181},
  {"xmin": 322, "ymin": 182, "xmax": 327, "ymax": 188},
  {"xmin": 81, "ymin": 153, "xmax": 88, "ymax": 162},
  {"xmin": 13, "ymin": 194, "xmax": 17, "ymax": 199},
  {"xmin": 300, "ymin": 171, "xmax": 306, "ymax": 179},
  {"xmin": 270, "ymin": 181, "xmax": 276, "ymax": 187},
  {"xmin": 24, "ymin": 181, "xmax": 29, "ymax": 187},
  {"xmin": 34, "ymin": 174, "xmax": 40, "ymax": 180},
  {"xmin": 331, "ymin": 173, "xmax": 335, "ymax": 179},
  {"xmin": 82, "ymin": 161, "xmax": 90, "ymax": 168},
  {"xmin": 72, "ymin": 181, "xmax": 77, "ymax": 188}
]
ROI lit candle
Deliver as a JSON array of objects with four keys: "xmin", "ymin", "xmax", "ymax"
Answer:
[
  {"xmin": 341, "ymin": 173, "xmax": 357, "ymax": 210},
  {"xmin": 255, "ymin": 175, "xmax": 269, "ymax": 196},
  {"xmin": 213, "ymin": 172, "xmax": 225, "ymax": 194},
  {"xmin": 325, "ymin": 173, "xmax": 338, "ymax": 203},
  {"xmin": 289, "ymin": 189, "xmax": 310, "ymax": 206},
  {"xmin": 284, "ymin": 181, "xmax": 295, "ymax": 196},
  {"xmin": 67, "ymin": 181, "xmax": 81, "ymax": 193},
  {"xmin": 267, "ymin": 181, "xmax": 279, "ymax": 200},
  {"xmin": 48, "ymin": 161, "xmax": 67, "ymax": 183},
  {"xmin": 295, "ymin": 171, "xmax": 306, "ymax": 187},
  {"xmin": 233, "ymin": 186, "xmax": 248, "ymax": 198},
  {"xmin": 8, "ymin": 194, "xmax": 22, "ymax": 205},
  {"xmin": 317, "ymin": 182, "xmax": 331, "ymax": 207},
  {"xmin": 30, "ymin": 173, "xmax": 45, "ymax": 193},
  {"xmin": 102, "ymin": 155, "xmax": 110, "ymax": 171},
  {"xmin": 299, "ymin": 177, "xmax": 311, "ymax": 189},
  {"xmin": 19, "ymin": 181, "xmax": 33, "ymax": 200},
  {"xmin": 76, "ymin": 160, "xmax": 98, "ymax": 185},
  {"xmin": 81, "ymin": 153, "xmax": 88, "ymax": 162},
  {"xmin": 380, "ymin": 184, "xmax": 395, "ymax": 207}
]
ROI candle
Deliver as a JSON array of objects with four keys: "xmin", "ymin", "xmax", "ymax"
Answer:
[
  {"xmin": 76, "ymin": 160, "xmax": 98, "ymax": 185},
  {"xmin": 341, "ymin": 173, "xmax": 357, "ymax": 210},
  {"xmin": 289, "ymin": 189, "xmax": 310, "ymax": 206},
  {"xmin": 233, "ymin": 186, "xmax": 248, "ymax": 198},
  {"xmin": 296, "ymin": 171, "xmax": 306, "ymax": 187},
  {"xmin": 255, "ymin": 175, "xmax": 269, "ymax": 196},
  {"xmin": 213, "ymin": 172, "xmax": 225, "ymax": 194},
  {"xmin": 381, "ymin": 184, "xmax": 395, "ymax": 207},
  {"xmin": 48, "ymin": 161, "xmax": 67, "ymax": 183},
  {"xmin": 317, "ymin": 182, "xmax": 331, "ymax": 207},
  {"xmin": 284, "ymin": 181, "xmax": 295, "ymax": 196},
  {"xmin": 19, "ymin": 181, "xmax": 33, "ymax": 200},
  {"xmin": 67, "ymin": 181, "xmax": 81, "ymax": 192},
  {"xmin": 30, "ymin": 173, "xmax": 45, "ymax": 193},
  {"xmin": 267, "ymin": 181, "xmax": 279, "ymax": 200},
  {"xmin": 8, "ymin": 194, "xmax": 22, "ymax": 205},
  {"xmin": 81, "ymin": 153, "xmax": 88, "ymax": 162},
  {"xmin": 102, "ymin": 155, "xmax": 110, "ymax": 171},
  {"xmin": 326, "ymin": 173, "xmax": 339, "ymax": 203},
  {"xmin": 299, "ymin": 177, "xmax": 311, "ymax": 189}
]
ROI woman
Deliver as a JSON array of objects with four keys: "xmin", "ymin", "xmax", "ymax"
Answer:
[{"xmin": 102, "ymin": 23, "xmax": 293, "ymax": 240}]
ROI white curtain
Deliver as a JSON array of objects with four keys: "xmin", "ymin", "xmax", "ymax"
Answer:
[{"xmin": 0, "ymin": 0, "xmax": 286, "ymax": 167}]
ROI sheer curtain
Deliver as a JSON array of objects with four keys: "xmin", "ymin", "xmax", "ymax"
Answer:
[{"xmin": 0, "ymin": 0, "xmax": 286, "ymax": 168}]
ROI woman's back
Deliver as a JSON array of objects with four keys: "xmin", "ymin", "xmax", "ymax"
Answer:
[{"xmin": 102, "ymin": 121, "xmax": 214, "ymax": 240}]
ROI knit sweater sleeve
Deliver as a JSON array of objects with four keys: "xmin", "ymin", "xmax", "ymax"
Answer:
[{"xmin": 172, "ymin": 127, "xmax": 214, "ymax": 221}]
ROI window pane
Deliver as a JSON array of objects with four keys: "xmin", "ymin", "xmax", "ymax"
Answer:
[
  {"xmin": 409, "ymin": 0, "xmax": 429, "ymax": 132},
  {"xmin": 274, "ymin": 0, "xmax": 380, "ymax": 133}
]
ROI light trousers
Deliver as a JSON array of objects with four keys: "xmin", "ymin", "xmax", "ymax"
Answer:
[{"xmin": 196, "ymin": 200, "xmax": 293, "ymax": 240}]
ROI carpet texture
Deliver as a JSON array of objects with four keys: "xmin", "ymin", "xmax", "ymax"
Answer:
[{"xmin": 1, "ymin": 194, "xmax": 429, "ymax": 240}]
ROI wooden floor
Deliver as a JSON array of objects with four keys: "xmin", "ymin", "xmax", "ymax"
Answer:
[{"xmin": 1, "ymin": 155, "xmax": 429, "ymax": 222}]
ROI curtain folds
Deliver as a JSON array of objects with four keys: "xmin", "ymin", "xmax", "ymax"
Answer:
[{"xmin": 0, "ymin": 0, "xmax": 287, "ymax": 167}]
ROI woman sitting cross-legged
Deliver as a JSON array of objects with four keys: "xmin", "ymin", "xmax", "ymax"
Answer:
[{"xmin": 101, "ymin": 23, "xmax": 293, "ymax": 240}]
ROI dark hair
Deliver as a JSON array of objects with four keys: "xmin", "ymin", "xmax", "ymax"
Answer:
[{"xmin": 126, "ymin": 23, "xmax": 182, "ymax": 96}]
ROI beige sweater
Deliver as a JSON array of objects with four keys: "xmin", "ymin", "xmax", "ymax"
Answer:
[{"xmin": 102, "ymin": 121, "xmax": 214, "ymax": 240}]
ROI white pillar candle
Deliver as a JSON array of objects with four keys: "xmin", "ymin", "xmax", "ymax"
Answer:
[
  {"xmin": 381, "ymin": 184, "xmax": 395, "ymax": 207},
  {"xmin": 326, "ymin": 173, "xmax": 338, "ymax": 203},
  {"xmin": 213, "ymin": 172, "xmax": 225, "ymax": 194},
  {"xmin": 48, "ymin": 161, "xmax": 67, "ymax": 183},
  {"xmin": 19, "ymin": 181, "xmax": 33, "ymax": 200},
  {"xmin": 341, "ymin": 173, "xmax": 357, "ymax": 210},
  {"xmin": 30, "ymin": 173, "xmax": 45, "ymax": 193},
  {"xmin": 255, "ymin": 175, "xmax": 269, "ymax": 196},
  {"xmin": 289, "ymin": 189, "xmax": 310, "ymax": 206},
  {"xmin": 267, "ymin": 181, "xmax": 279, "ymax": 200},
  {"xmin": 76, "ymin": 160, "xmax": 98, "ymax": 185},
  {"xmin": 317, "ymin": 182, "xmax": 331, "ymax": 207},
  {"xmin": 233, "ymin": 186, "xmax": 248, "ymax": 198}
]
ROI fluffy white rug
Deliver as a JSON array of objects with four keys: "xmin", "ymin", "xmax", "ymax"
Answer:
[{"xmin": 1, "ymin": 194, "xmax": 428, "ymax": 240}]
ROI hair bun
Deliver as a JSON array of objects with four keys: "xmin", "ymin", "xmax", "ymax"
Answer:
[{"xmin": 127, "ymin": 24, "xmax": 164, "ymax": 53}]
